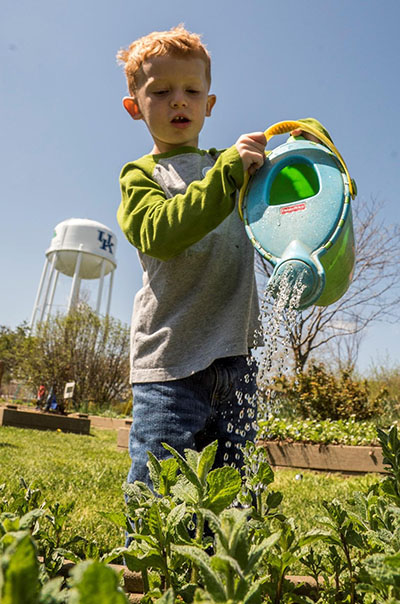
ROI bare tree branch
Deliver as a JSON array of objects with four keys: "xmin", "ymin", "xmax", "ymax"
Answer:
[{"xmin": 255, "ymin": 197, "xmax": 400, "ymax": 373}]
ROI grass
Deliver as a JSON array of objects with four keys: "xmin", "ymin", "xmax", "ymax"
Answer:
[
  {"xmin": 0, "ymin": 426, "xmax": 130, "ymax": 554},
  {"xmin": 272, "ymin": 467, "xmax": 379, "ymax": 533},
  {"xmin": 0, "ymin": 425, "xmax": 382, "ymax": 557}
]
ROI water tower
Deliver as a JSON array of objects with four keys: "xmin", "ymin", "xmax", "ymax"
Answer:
[{"xmin": 30, "ymin": 218, "xmax": 117, "ymax": 328}]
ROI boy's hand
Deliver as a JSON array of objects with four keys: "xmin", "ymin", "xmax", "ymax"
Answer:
[
  {"xmin": 290, "ymin": 128, "xmax": 322, "ymax": 144},
  {"xmin": 235, "ymin": 132, "xmax": 267, "ymax": 175}
]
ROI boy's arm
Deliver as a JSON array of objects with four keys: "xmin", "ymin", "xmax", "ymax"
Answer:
[
  {"xmin": 118, "ymin": 120, "xmax": 329, "ymax": 261},
  {"xmin": 118, "ymin": 145, "xmax": 245, "ymax": 261}
]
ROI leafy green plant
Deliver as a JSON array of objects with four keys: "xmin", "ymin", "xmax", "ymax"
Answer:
[
  {"xmin": 113, "ymin": 441, "xmax": 331, "ymax": 603},
  {"xmin": 0, "ymin": 479, "xmax": 105, "ymax": 580},
  {"xmin": 377, "ymin": 425, "xmax": 400, "ymax": 505},
  {"xmin": 0, "ymin": 529, "xmax": 128, "ymax": 603},
  {"xmin": 297, "ymin": 425, "xmax": 400, "ymax": 603},
  {"xmin": 258, "ymin": 416, "xmax": 381, "ymax": 445},
  {"xmin": 0, "ymin": 477, "xmax": 45, "ymax": 515},
  {"xmin": 174, "ymin": 507, "xmax": 279, "ymax": 604},
  {"xmin": 6, "ymin": 427, "xmax": 400, "ymax": 602},
  {"xmin": 110, "ymin": 441, "xmax": 244, "ymax": 600}
]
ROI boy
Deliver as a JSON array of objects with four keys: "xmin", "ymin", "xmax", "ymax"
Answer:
[{"xmin": 116, "ymin": 25, "xmax": 326, "ymax": 486}]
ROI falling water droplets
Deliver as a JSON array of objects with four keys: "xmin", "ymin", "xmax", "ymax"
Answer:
[{"xmin": 221, "ymin": 265, "xmax": 307, "ymax": 453}]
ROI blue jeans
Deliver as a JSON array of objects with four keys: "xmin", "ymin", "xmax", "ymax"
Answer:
[{"xmin": 127, "ymin": 355, "xmax": 258, "ymax": 488}]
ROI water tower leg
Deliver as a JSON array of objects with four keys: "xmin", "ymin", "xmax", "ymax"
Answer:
[
  {"xmin": 46, "ymin": 268, "xmax": 60, "ymax": 321},
  {"xmin": 67, "ymin": 248, "xmax": 83, "ymax": 313},
  {"xmin": 30, "ymin": 257, "xmax": 50, "ymax": 329},
  {"xmin": 105, "ymin": 269, "xmax": 115, "ymax": 318},
  {"xmin": 38, "ymin": 254, "xmax": 58, "ymax": 324},
  {"xmin": 95, "ymin": 259, "xmax": 106, "ymax": 315}
]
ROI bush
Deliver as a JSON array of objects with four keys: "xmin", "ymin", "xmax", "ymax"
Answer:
[
  {"xmin": 15, "ymin": 305, "xmax": 131, "ymax": 410},
  {"xmin": 265, "ymin": 362, "xmax": 387, "ymax": 420},
  {"xmin": 366, "ymin": 357, "xmax": 400, "ymax": 413}
]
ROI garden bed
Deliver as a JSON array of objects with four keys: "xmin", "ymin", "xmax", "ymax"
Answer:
[
  {"xmin": 0, "ymin": 402, "xmax": 133, "ymax": 434},
  {"xmin": 117, "ymin": 426, "xmax": 387, "ymax": 474},
  {"xmin": 0, "ymin": 404, "xmax": 90, "ymax": 434},
  {"xmin": 54, "ymin": 558, "xmax": 319, "ymax": 602},
  {"xmin": 258, "ymin": 439, "xmax": 386, "ymax": 474}
]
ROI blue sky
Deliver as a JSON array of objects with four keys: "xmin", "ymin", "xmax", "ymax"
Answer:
[{"xmin": 1, "ymin": 0, "xmax": 399, "ymax": 373}]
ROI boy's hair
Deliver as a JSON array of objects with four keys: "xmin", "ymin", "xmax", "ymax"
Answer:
[{"xmin": 117, "ymin": 25, "xmax": 211, "ymax": 96}]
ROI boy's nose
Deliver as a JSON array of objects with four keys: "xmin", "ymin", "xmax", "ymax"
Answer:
[{"xmin": 170, "ymin": 92, "xmax": 187, "ymax": 108}]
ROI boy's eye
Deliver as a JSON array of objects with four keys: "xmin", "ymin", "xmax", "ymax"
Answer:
[
  {"xmin": 153, "ymin": 90, "xmax": 168, "ymax": 95},
  {"xmin": 187, "ymin": 89, "xmax": 200, "ymax": 94}
]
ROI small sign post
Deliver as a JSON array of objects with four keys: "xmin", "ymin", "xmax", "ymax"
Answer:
[{"xmin": 63, "ymin": 381, "xmax": 76, "ymax": 411}]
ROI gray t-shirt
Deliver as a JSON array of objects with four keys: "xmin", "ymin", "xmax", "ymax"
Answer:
[{"xmin": 118, "ymin": 146, "xmax": 260, "ymax": 382}]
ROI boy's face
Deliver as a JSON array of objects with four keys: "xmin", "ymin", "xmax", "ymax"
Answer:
[{"xmin": 123, "ymin": 54, "xmax": 216, "ymax": 154}]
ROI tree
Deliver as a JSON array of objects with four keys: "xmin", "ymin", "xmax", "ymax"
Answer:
[
  {"xmin": 16, "ymin": 305, "xmax": 131, "ymax": 409},
  {"xmin": 255, "ymin": 197, "xmax": 400, "ymax": 373},
  {"xmin": 0, "ymin": 323, "xmax": 29, "ymax": 392}
]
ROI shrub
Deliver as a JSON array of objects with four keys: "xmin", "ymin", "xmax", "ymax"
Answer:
[
  {"xmin": 15, "ymin": 305, "xmax": 131, "ymax": 410},
  {"xmin": 265, "ymin": 362, "xmax": 387, "ymax": 420},
  {"xmin": 366, "ymin": 358, "xmax": 400, "ymax": 415}
]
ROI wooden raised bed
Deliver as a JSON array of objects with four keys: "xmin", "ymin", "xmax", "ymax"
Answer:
[
  {"xmin": 117, "ymin": 426, "xmax": 131, "ymax": 451},
  {"xmin": 258, "ymin": 439, "xmax": 387, "ymax": 474},
  {"xmin": 117, "ymin": 428, "xmax": 387, "ymax": 474},
  {"xmin": 89, "ymin": 415, "xmax": 132, "ymax": 431},
  {"xmin": 0, "ymin": 404, "xmax": 90, "ymax": 435},
  {"xmin": 55, "ymin": 559, "xmax": 319, "ymax": 602}
]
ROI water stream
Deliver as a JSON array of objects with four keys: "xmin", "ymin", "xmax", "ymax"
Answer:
[{"xmin": 224, "ymin": 266, "xmax": 307, "ymax": 463}]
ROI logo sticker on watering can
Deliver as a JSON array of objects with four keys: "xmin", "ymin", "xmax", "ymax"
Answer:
[{"xmin": 242, "ymin": 137, "xmax": 356, "ymax": 310}]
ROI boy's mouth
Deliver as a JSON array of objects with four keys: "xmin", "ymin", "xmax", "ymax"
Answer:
[{"xmin": 171, "ymin": 115, "xmax": 190, "ymax": 126}]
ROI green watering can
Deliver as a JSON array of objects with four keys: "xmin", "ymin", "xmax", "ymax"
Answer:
[{"xmin": 239, "ymin": 120, "xmax": 357, "ymax": 310}]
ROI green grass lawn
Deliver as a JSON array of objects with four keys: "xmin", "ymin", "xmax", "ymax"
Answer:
[
  {"xmin": 0, "ymin": 426, "xmax": 130, "ymax": 554},
  {"xmin": 0, "ymin": 425, "xmax": 382, "ymax": 557}
]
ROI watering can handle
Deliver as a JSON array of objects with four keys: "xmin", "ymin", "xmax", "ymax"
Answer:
[{"xmin": 237, "ymin": 120, "xmax": 356, "ymax": 220}]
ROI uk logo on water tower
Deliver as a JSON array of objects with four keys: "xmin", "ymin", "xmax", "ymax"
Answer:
[{"xmin": 98, "ymin": 230, "xmax": 114, "ymax": 254}]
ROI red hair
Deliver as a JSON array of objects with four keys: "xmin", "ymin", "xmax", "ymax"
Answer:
[{"xmin": 117, "ymin": 25, "xmax": 211, "ymax": 95}]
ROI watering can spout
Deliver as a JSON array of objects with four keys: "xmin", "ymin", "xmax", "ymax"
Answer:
[{"xmin": 268, "ymin": 240, "xmax": 325, "ymax": 310}]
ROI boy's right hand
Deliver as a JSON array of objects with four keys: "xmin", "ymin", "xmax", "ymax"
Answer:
[{"xmin": 235, "ymin": 132, "xmax": 267, "ymax": 175}]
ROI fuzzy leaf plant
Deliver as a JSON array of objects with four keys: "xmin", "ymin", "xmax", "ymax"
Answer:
[
  {"xmin": 173, "ymin": 507, "xmax": 280, "ymax": 604},
  {"xmin": 114, "ymin": 440, "xmax": 243, "ymax": 598}
]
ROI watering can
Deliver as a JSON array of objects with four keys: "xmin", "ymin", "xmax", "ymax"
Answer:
[{"xmin": 239, "ymin": 120, "xmax": 357, "ymax": 310}]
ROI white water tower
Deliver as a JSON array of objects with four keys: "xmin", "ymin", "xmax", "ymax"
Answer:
[{"xmin": 30, "ymin": 218, "xmax": 117, "ymax": 328}]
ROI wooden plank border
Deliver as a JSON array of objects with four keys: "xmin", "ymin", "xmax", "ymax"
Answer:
[
  {"xmin": 53, "ymin": 559, "xmax": 320, "ymax": 601},
  {"xmin": 117, "ymin": 428, "xmax": 387, "ymax": 474},
  {"xmin": 258, "ymin": 440, "xmax": 386, "ymax": 474},
  {"xmin": 0, "ymin": 405, "xmax": 90, "ymax": 435}
]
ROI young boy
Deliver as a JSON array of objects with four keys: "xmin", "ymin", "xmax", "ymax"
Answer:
[{"xmin": 116, "ymin": 25, "xmax": 327, "ymax": 487}]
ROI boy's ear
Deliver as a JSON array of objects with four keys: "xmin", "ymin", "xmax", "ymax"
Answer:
[
  {"xmin": 206, "ymin": 94, "xmax": 216, "ymax": 117},
  {"xmin": 122, "ymin": 96, "xmax": 142, "ymax": 120}
]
